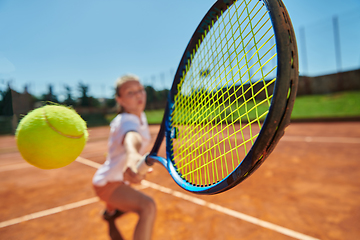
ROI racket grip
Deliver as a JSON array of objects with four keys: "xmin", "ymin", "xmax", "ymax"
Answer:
[{"xmin": 136, "ymin": 155, "xmax": 150, "ymax": 175}]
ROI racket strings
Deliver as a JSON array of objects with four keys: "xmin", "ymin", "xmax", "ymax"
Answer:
[
  {"xmin": 173, "ymin": 11, "xmax": 274, "ymax": 130},
  {"xmin": 174, "ymin": 78, "xmax": 273, "ymax": 183},
  {"xmin": 172, "ymin": 65, "xmax": 276, "ymax": 166},
  {"xmin": 172, "ymin": 45, "xmax": 275, "ymax": 152},
  {"xmin": 245, "ymin": 0, "xmax": 272, "ymax": 130},
  {"xmin": 174, "ymin": 10, "xmax": 270, "ymax": 184},
  {"xmin": 171, "ymin": 0, "xmax": 277, "ymax": 186}
]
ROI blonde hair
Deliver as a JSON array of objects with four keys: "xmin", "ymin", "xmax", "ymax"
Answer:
[
  {"xmin": 115, "ymin": 74, "xmax": 140, "ymax": 97},
  {"xmin": 115, "ymin": 74, "xmax": 141, "ymax": 113}
]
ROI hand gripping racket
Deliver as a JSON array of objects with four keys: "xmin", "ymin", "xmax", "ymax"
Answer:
[{"xmin": 138, "ymin": 0, "xmax": 298, "ymax": 194}]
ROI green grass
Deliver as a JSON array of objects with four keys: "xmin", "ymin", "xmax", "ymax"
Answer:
[
  {"xmin": 170, "ymin": 99, "xmax": 270, "ymax": 125},
  {"xmin": 106, "ymin": 110, "xmax": 165, "ymax": 125},
  {"xmin": 105, "ymin": 113, "xmax": 117, "ymax": 123},
  {"xmin": 291, "ymin": 91, "xmax": 360, "ymax": 120},
  {"xmin": 145, "ymin": 109, "xmax": 165, "ymax": 124}
]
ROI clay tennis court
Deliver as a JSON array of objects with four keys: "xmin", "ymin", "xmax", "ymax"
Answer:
[{"xmin": 1, "ymin": 121, "xmax": 359, "ymax": 240}]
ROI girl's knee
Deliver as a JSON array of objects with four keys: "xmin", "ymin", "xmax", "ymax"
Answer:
[{"xmin": 140, "ymin": 197, "xmax": 156, "ymax": 217}]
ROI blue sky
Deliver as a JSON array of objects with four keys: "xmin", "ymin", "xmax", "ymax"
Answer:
[{"xmin": 1, "ymin": 0, "xmax": 360, "ymax": 99}]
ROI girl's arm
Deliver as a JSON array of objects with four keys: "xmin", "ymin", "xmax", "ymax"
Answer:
[{"xmin": 123, "ymin": 131, "xmax": 145, "ymax": 184}]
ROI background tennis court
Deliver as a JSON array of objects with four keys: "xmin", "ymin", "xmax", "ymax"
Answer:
[{"xmin": 1, "ymin": 121, "xmax": 359, "ymax": 240}]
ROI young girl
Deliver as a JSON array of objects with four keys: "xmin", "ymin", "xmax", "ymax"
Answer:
[{"xmin": 92, "ymin": 74, "xmax": 156, "ymax": 240}]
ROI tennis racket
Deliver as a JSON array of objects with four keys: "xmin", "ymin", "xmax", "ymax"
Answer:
[{"xmin": 138, "ymin": 0, "xmax": 298, "ymax": 194}]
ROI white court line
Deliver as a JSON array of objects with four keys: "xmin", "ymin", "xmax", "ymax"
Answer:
[
  {"xmin": 0, "ymin": 184, "xmax": 148, "ymax": 229},
  {"xmin": 141, "ymin": 180, "xmax": 319, "ymax": 240},
  {"xmin": 76, "ymin": 157, "xmax": 102, "ymax": 168},
  {"xmin": 0, "ymin": 157, "xmax": 100, "ymax": 173},
  {"xmin": 0, "ymin": 163, "xmax": 31, "ymax": 172},
  {"xmin": 0, "ymin": 157, "xmax": 101, "ymax": 173},
  {"xmin": 0, "ymin": 157, "xmax": 145, "ymax": 229},
  {"xmin": 0, "ymin": 197, "xmax": 99, "ymax": 228},
  {"xmin": 282, "ymin": 135, "xmax": 360, "ymax": 144},
  {"xmin": 1, "ymin": 135, "xmax": 357, "ymax": 173},
  {"xmin": 78, "ymin": 157, "xmax": 319, "ymax": 240},
  {"xmin": 1, "ymin": 157, "xmax": 320, "ymax": 239}
]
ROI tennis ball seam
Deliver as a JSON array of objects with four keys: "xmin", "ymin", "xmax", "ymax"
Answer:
[{"xmin": 43, "ymin": 108, "xmax": 84, "ymax": 139}]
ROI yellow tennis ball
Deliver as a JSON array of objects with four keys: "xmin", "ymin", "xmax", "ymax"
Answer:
[{"xmin": 15, "ymin": 105, "xmax": 88, "ymax": 169}]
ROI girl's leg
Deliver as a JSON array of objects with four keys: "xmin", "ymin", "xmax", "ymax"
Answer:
[
  {"xmin": 107, "ymin": 184, "xmax": 156, "ymax": 240},
  {"xmin": 107, "ymin": 217, "xmax": 124, "ymax": 240}
]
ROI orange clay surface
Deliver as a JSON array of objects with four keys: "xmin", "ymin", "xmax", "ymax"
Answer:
[{"xmin": 1, "ymin": 122, "xmax": 360, "ymax": 240}]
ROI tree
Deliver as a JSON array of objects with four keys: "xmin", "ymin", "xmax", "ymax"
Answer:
[
  {"xmin": 42, "ymin": 84, "xmax": 58, "ymax": 103},
  {"xmin": 106, "ymin": 98, "xmax": 116, "ymax": 108},
  {"xmin": 156, "ymin": 89, "xmax": 169, "ymax": 102},
  {"xmin": 145, "ymin": 85, "xmax": 157, "ymax": 104},
  {"xmin": 0, "ymin": 86, "xmax": 13, "ymax": 116},
  {"xmin": 63, "ymin": 85, "xmax": 75, "ymax": 106},
  {"xmin": 78, "ymin": 82, "xmax": 90, "ymax": 107}
]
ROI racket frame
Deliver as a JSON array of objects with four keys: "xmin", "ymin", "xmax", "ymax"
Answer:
[{"xmin": 144, "ymin": 0, "xmax": 298, "ymax": 194}]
